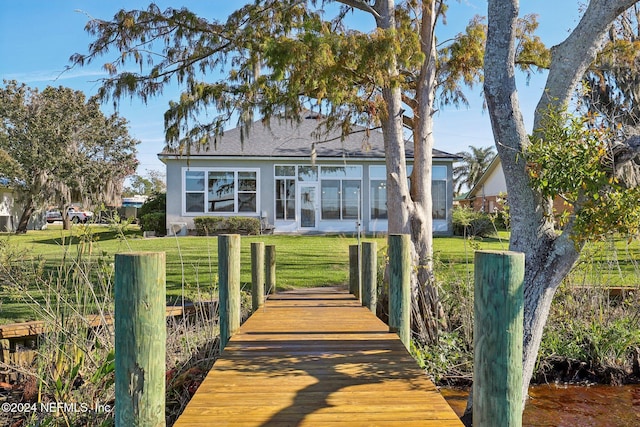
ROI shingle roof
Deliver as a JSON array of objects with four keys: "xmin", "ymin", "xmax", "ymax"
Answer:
[{"xmin": 159, "ymin": 113, "xmax": 460, "ymax": 160}]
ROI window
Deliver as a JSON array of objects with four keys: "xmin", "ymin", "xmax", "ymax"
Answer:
[
  {"xmin": 432, "ymin": 166, "xmax": 447, "ymax": 220},
  {"xmin": 209, "ymin": 171, "xmax": 234, "ymax": 212},
  {"xmin": 185, "ymin": 171, "xmax": 205, "ymax": 213},
  {"xmin": 342, "ymin": 180, "xmax": 361, "ymax": 219},
  {"xmin": 238, "ymin": 172, "xmax": 257, "ymax": 212},
  {"xmin": 298, "ymin": 166, "xmax": 317, "ymax": 181},
  {"xmin": 183, "ymin": 168, "xmax": 258, "ymax": 214},
  {"xmin": 275, "ymin": 166, "xmax": 296, "ymax": 220},
  {"xmin": 321, "ymin": 181, "xmax": 340, "ymax": 219},
  {"xmin": 369, "ymin": 166, "xmax": 387, "ymax": 219},
  {"xmin": 370, "ymin": 165, "xmax": 448, "ymax": 220},
  {"xmin": 319, "ymin": 166, "xmax": 362, "ymax": 220}
]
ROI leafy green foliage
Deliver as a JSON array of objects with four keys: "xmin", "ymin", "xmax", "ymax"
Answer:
[
  {"xmin": 452, "ymin": 206, "xmax": 496, "ymax": 237},
  {"xmin": 527, "ymin": 108, "xmax": 640, "ymax": 240},
  {"xmin": 539, "ymin": 284, "xmax": 640, "ymax": 376},
  {"xmin": 411, "ymin": 331, "xmax": 472, "ymax": 384},
  {"xmin": 138, "ymin": 193, "xmax": 167, "ymax": 235},
  {"xmin": 140, "ymin": 212, "xmax": 167, "ymax": 236},
  {"xmin": 138, "ymin": 192, "xmax": 166, "ymax": 218}
]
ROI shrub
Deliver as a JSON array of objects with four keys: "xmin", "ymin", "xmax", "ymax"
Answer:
[
  {"xmin": 138, "ymin": 193, "xmax": 167, "ymax": 236},
  {"xmin": 138, "ymin": 192, "xmax": 166, "ymax": 218},
  {"xmin": 452, "ymin": 206, "xmax": 496, "ymax": 237},
  {"xmin": 140, "ymin": 212, "xmax": 167, "ymax": 236},
  {"xmin": 193, "ymin": 216, "xmax": 261, "ymax": 235}
]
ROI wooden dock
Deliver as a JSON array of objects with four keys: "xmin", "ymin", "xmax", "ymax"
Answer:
[{"xmin": 174, "ymin": 287, "xmax": 463, "ymax": 426}]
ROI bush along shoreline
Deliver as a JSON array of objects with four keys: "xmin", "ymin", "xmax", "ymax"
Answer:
[{"xmin": 408, "ymin": 257, "xmax": 640, "ymax": 389}]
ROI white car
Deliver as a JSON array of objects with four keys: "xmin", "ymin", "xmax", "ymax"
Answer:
[{"xmin": 66, "ymin": 207, "xmax": 94, "ymax": 223}]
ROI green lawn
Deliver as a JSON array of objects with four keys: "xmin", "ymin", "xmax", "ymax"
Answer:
[{"xmin": 1, "ymin": 225, "xmax": 638, "ymax": 323}]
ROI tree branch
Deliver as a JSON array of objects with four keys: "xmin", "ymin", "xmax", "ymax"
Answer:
[
  {"xmin": 335, "ymin": 0, "xmax": 381, "ymax": 19},
  {"xmin": 534, "ymin": 0, "xmax": 639, "ymax": 130}
]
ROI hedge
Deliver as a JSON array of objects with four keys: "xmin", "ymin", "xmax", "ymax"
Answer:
[
  {"xmin": 193, "ymin": 216, "xmax": 261, "ymax": 236},
  {"xmin": 452, "ymin": 206, "xmax": 496, "ymax": 238},
  {"xmin": 140, "ymin": 212, "xmax": 167, "ymax": 236}
]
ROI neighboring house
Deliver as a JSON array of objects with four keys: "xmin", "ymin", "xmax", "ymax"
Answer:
[
  {"xmin": 461, "ymin": 156, "xmax": 506, "ymax": 213},
  {"xmin": 159, "ymin": 113, "xmax": 461, "ymax": 235},
  {"xmin": 461, "ymin": 156, "xmax": 569, "ymax": 214}
]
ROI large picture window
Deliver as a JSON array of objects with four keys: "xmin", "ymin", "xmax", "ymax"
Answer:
[
  {"xmin": 183, "ymin": 168, "xmax": 259, "ymax": 214},
  {"xmin": 319, "ymin": 166, "xmax": 362, "ymax": 220},
  {"xmin": 370, "ymin": 165, "xmax": 448, "ymax": 220}
]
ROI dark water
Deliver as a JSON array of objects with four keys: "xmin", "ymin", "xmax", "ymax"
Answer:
[{"xmin": 441, "ymin": 384, "xmax": 640, "ymax": 426}]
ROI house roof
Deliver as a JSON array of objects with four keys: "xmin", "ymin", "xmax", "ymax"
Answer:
[{"xmin": 159, "ymin": 113, "xmax": 460, "ymax": 161}]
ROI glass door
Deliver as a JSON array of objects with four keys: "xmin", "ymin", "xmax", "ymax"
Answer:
[{"xmin": 299, "ymin": 184, "xmax": 319, "ymax": 229}]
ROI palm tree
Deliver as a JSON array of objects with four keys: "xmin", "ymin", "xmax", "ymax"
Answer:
[{"xmin": 453, "ymin": 145, "xmax": 496, "ymax": 195}]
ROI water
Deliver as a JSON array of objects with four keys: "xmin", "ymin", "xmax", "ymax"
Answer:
[{"xmin": 441, "ymin": 384, "xmax": 640, "ymax": 426}]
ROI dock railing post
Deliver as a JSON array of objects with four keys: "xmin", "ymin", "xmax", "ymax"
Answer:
[
  {"xmin": 361, "ymin": 241, "xmax": 377, "ymax": 313},
  {"xmin": 265, "ymin": 245, "xmax": 276, "ymax": 295},
  {"xmin": 115, "ymin": 252, "xmax": 166, "ymax": 427},
  {"xmin": 473, "ymin": 250, "xmax": 525, "ymax": 427},
  {"xmin": 219, "ymin": 234, "xmax": 241, "ymax": 350},
  {"xmin": 251, "ymin": 242, "xmax": 265, "ymax": 311},
  {"xmin": 388, "ymin": 234, "xmax": 410, "ymax": 349},
  {"xmin": 349, "ymin": 244, "xmax": 361, "ymax": 300}
]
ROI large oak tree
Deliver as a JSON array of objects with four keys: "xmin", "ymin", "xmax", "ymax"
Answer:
[{"xmin": 0, "ymin": 81, "xmax": 139, "ymax": 232}]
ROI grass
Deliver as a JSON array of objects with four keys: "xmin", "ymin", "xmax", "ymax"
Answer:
[{"xmin": 1, "ymin": 224, "xmax": 638, "ymax": 324}]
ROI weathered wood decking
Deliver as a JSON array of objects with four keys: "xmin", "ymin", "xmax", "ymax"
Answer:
[{"xmin": 175, "ymin": 287, "xmax": 463, "ymax": 426}]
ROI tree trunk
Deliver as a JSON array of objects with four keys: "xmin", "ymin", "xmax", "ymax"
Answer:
[
  {"xmin": 15, "ymin": 197, "xmax": 34, "ymax": 234},
  {"xmin": 409, "ymin": 0, "xmax": 446, "ymax": 343},
  {"xmin": 375, "ymin": 0, "xmax": 443, "ymax": 344}
]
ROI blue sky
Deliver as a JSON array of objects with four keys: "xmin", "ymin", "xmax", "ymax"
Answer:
[{"xmin": 0, "ymin": 1, "xmax": 582, "ymax": 176}]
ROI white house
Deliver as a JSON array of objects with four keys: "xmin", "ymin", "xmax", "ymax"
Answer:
[
  {"xmin": 462, "ymin": 155, "xmax": 571, "ymax": 215},
  {"xmin": 0, "ymin": 179, "xmax": 19, "ymax": 232},
  {"xmin": 462, "ymin": 156, "xmax": 506, "ymax": 212},
  {"xmin": 159, "ymin": 113, "xmax": 460, "ymax": 235}
]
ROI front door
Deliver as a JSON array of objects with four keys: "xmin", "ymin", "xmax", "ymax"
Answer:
[{"xmin": 299, "ymin": 184, "xmax": 319, "ymax": 229}]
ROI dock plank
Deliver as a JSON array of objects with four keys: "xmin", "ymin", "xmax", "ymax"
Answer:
[{"xmin": 174, "ymin": 287, "xmax": 463, "ymax": 426}]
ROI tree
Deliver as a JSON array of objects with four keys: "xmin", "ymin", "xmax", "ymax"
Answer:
[
  {"xmin": 0, "ymin": 148, "xmax": 23, "ymax": 183},
  {"xmin": 71, "ymin": 0, "xmax": 546, "ymax": 344},
  {"xmin": 583, "ymin": 5, "xmax": 640, "ymax": 130},
  {"xmin": 124, "ymin": 169, "xmax": 166, "ymax": 197},
  {"xmin": 0, "ymin": 81, "xmax": 139, "ymax": 232},
  {"xmin": 453, "ymin": 145, "xmax": 496, "ymax": 194},
  {"xmin": 483, "ymin": 0, "xmax": 640, "ymax": 418}
]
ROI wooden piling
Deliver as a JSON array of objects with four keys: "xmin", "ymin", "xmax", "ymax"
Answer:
[
  {"xmin": 361, "ymin": 241, "xmax": 377, "ymax": 313},
  {"xmin": 0, "ymin": 339, "xmax": 9, "ymax": 364},
  {"xmin": 114, "ymin": 252, "xmax": 166, "ymax": 427},
  {"xmin": 473, "ymin": 250, "xmax": 524, "ymax": 427},
  {"xmin": 265, "ymin": 245, "xmax": 276, "ymax": 295},
  {"xmin": 349, "ymin": 245, "xmax": 361, "ymax": 300},
  {"xmin": 388, "ymin": 234, "xmax": 410, "ymax": 349},
  {"xmin": 219, "ymin": 234, "xmax": 241, "ymax": 350},
  {"xmin": 251, "ymin": 242, "xmax": 265, "ymax": 311}
]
